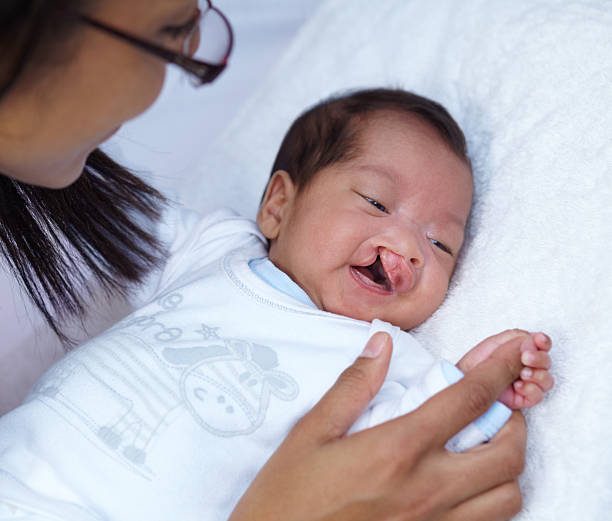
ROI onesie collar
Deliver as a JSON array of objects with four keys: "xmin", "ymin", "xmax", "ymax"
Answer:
[{"xmin": 248, "ymin": 257, "xmax": 316, "ymax": 308}]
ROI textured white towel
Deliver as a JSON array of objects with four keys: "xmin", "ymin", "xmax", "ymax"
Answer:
[{"xmin": 176, "ymin": 1, "xmax": 612, "ymax": 519}]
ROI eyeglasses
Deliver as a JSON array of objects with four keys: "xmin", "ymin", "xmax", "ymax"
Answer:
[{"xmin": 78, "ymin": 0, "xmax": 233, "ymax": 86}]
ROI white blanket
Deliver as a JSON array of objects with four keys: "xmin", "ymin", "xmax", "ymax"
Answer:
[{"xmin": 176, "ymin": 0, "xmax": 612, "ymax": 519}]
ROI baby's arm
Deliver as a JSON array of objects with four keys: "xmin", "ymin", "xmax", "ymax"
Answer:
[
  {"xmin": 351, "ymin": 323, "xmax": 551, "ymax": 451},
  {"xmin": 457, "ymin": 330, "xmax": 554, "ymax": 409},
  {"xmin": 350, "ymin": 323, "xmax": 513, "ymax": 452}
]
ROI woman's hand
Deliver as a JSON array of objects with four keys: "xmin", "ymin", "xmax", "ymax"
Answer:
[
  {"xmin": 458, "ymin": 329, "xmax": 554, "ymax": 409},
  {"xmin": 229, "ymin": 333, "xmax": 527, "ymax": 521}
]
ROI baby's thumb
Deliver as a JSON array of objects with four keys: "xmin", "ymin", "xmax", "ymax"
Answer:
[{"xmin": 299, "ymin": 332, "xmax": 393, "ymax": 444}]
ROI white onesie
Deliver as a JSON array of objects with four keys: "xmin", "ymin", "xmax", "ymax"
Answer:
[{"xmin": 0, "ymin": 207, "xmax": 510, "ymax": 521}]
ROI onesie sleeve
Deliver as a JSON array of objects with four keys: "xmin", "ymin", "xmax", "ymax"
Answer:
[
  {"xmin": 349, "ymin": 320, "xmax": 511, "ymax": 452},
  {"xmin": 0, "ymin": 470, "xmax": 102, "ymax": 521},
  {"xmin": 129, "ymin": 205, "xmax": 267, "ymax": 307},
  {"xmin": 0, "ymin": 496, "xmax": 99, "ymax": 521}
]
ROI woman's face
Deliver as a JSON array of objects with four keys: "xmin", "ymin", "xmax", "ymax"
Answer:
[{"xmin": 0, "ymin": 0, "xmax": 198, "ymax": 187}]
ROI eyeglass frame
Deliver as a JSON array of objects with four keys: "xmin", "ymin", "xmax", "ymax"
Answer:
[{"xmin": 77, "ymin": 0, "xmax": 234, "ymax": 85}]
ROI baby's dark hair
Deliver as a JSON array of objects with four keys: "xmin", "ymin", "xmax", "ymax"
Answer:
[{"xmin": 269, "ymin": 88, "xmax": 470, "ymax": 192}]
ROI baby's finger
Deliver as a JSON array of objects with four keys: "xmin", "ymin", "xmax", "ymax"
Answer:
[
  {"xmin": 532, "ymin": 332, "xmax": 552, "ymax": 351},
  {"xmin": 521, "ymin": 350, "xmax": 551, "ymax": 370},
  {"xmin": 520, "ymin": 368, "xmax": 554, "ymax": 392},
  {"xmin": 414, "ymin": 337, "xmax": 524, "ymax": 449},
  {"xmin": 513, "ymin": 381, "xmax": 544, "ymax": 408}
]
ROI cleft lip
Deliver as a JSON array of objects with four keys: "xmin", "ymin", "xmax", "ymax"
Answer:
[
  {"xmin": 350, "ymin": 254, "xmax": 392, "ymax": 295},
  {"xmin": 350, "ymin": 246, "xmax": 415, "ymax": 295},
  {"xmin": 379, "ymin": 247, "xmax": 414, "ymax": 294},
  {"xmin": 367, "ymin": 255, "xmax": 391, "ymax": 290}
]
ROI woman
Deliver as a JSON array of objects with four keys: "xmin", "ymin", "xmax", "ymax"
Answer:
[{"xmin": 0, "ymin": 1, "xmax": 526, "ymax": 519}]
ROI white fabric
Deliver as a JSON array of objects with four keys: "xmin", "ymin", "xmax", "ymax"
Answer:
[
  {"xmin": 168, "ymin": 1, "xmax": 612, "ymax": 518},
  {"xmin": 0, "ymin": 208, "xmax": 492, "ymax": 521}
]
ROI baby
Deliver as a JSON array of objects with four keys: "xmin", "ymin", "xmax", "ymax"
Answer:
[
  {"xmin": 256, "ymin": 88, "xmax": 552, "ymax": 410},
  {"xmin": 0, "ymin": 89, "xmax": 552, "ymax": 521}
]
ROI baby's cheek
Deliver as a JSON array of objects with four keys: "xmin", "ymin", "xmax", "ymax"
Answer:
[
  {"xmin": 395, "ymin": 273, "xmax": 448, "ymax": 329},
  {"xmin": 406, "ymin": 280, "xmax": 449, "ymax": 329},
  {"xmin": 430, "ymin": 273, "xmax": 451, "ymax": 311}
]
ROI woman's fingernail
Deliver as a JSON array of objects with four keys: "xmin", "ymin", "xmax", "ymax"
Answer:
[
  {"xmin": 360, "ymin": 332, "xmax": 388, "ymax": 358},
  {"xmin": 521, "ymin": 368, "xmax": 533, "ymax": 379},
  {"xmin": 522, "ymin": 351, "xmax": 535, "ymax": 364}
]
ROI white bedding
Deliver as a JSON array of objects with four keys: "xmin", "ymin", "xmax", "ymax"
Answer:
[{"xmin": 173, "ymin": 0, "xmax": 612, "ymax": 518}]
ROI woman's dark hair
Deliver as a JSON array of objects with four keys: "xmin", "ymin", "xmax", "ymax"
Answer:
[
  {"xmin": 270, "ymin": 88, "xmax": 470, "ymax": 191},
  {"xmin": 0, "ymin": 0, "xmax": 167, "ymax": 344}
]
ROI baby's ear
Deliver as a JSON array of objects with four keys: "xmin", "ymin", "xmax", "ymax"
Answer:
[{"xmin": 257, "ymin": 170, "xmax": 296, "ymax": 240}]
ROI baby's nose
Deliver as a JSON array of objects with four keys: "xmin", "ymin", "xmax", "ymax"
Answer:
[
  {"xmin": 387, "ymin": 237, "xmax": 424, "ymax": 269},
  {"xmin": 379, "ymin": 247, "xmax": 417, "ymax": 293},
  {"xmin": 409, "ymin": 250, "xmax": 424, "ymax": 268}
]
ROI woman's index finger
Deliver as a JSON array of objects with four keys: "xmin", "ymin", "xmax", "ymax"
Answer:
[{"xmin": 408, "ymin": 337, "xmax": 525, "ymax": 450}]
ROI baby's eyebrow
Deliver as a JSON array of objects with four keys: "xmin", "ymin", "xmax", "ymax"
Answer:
[
  {"xmin": 353, "ymin": 163, "xmax": 469, "ymax": 230},
  {"xmin": 353, "ymin": 164, "xmax": 400, "ymax": 185},
  {"xmin": 444, "ymin": 212, "xmax": 468, "ymax": 230}
]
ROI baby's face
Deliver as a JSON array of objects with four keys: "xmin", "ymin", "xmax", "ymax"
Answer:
[{"xmin": 259, "ymin": 113, "xmax": 473, "ymax": 330}]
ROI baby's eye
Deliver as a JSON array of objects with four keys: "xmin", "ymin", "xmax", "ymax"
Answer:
[
  {"xmin": 364, "ymin": 196, "xmax": 388, "ymax": 214},
  {"xmin": 429, "ymin": 237, "xmax": 453, "ymax": 256}
]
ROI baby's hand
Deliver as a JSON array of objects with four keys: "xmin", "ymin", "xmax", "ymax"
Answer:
[
  {"xmin": 506, "ymin": 332, "xmax": 554, "ymax": 408},
  {"xmin": 457, "ymin": 329, "xmax": 554, "ymax": 409}
]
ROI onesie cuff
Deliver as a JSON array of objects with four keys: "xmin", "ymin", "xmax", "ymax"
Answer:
[{"xmin": 424, "ymin": 361, "xmax": 512, "ymax": 452}]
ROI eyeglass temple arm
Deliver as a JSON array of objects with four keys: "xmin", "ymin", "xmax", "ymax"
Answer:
[{"xmin": 79, "ymin": 15, "xmax": 225, "ymax": 83}]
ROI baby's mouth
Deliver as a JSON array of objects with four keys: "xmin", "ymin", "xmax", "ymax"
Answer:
[{"xmin": 352, "ymin": 255, "xmax": 391, "ymax": 292}]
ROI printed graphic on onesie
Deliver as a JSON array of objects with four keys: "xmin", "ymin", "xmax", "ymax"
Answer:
[{"xmin": 28, "ymin": 292, "xmax": 299, "ymax": 476}]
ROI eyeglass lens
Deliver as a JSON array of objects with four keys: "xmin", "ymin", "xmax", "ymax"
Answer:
[{"xmin": 186, "ymin": 2, "xmax": 232, "ymax": 65}]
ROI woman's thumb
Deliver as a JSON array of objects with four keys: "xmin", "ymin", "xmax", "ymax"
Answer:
[{"xmin": 297, "ymin": 332, "xmax": 393, "ymax": 443}]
